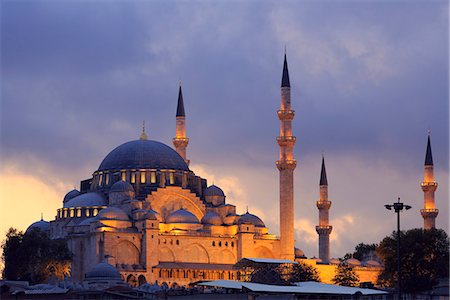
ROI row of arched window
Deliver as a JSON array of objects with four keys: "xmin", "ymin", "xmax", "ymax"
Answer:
[
  {"xmin": 212, "ymin": 240, "xmax": 234, "ymax": 247},
  {"xmin": 159, "ymin": 238, "xmax": 180, "ymax": 245},
  {"xmin": 92, "ymin": 169, "xmax": 183, "ymax": 189},
  {"xmin": 57, "ymin": 207, "xmax": 105, "ymax": 220},
  {"xmin": 158, "ymin": 269, "xmax": 236, "ymax": 281}
]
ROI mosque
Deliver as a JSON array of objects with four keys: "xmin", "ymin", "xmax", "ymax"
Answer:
[{"xmin": 26, "ymin": 54, "xmax": 439, "ymax": 288}]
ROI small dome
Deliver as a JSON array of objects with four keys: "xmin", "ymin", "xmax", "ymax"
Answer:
[
  {"xmin": 364, "ymin": 260, "xmax": 381, "ymax": 267},
  {"xmin": 133, "ymin": 209, "xmax": 161, "ymax": 221},
  {"xmin": 345, "ymin": 258, "xmax": 361, "ymax": 266},
  {"xmin": 79, "ymin": 217, "xmax": 98, "ymax": 226},
  {"xmin": 64, "ymin": 189, "xmax": 81, "ymax": 203},
  {"xmin": 97, "ymin": 207, "xmax": 129, "ymax": 221},
  {"xmin": 204, "ymin": 185, "xmax": 225, "ymax": 197},
  {"xmin": 295, "ymin": 248, "xmax": 306, "ymax": 258},
  {"xmin": 237, "ymin": 212, "xmax": 265, "ymax": 227},
  {"xmin": 64, "ymin": 193, "xmax": 106, "ymax": 208},
  {"xmin": 166, "ymin": 209, "xmax": 199, "ymax": 224},
  {"xmin": 26, "ymin": 220, "xmax": 50, "ymax": 234},
  {"xmin": 201, "ymin": 211, "xmax": 222, "ymax": 225},
  {"xmin": 85, "ymin": 261, "xmax": 121, "ymax": 279},
  {"xmin": 110, "ymin": 180, "xmax": 135, "ymax": 194},
  {"xmin": 224, "ymin": 213, "xmax": 240, "ymax": 225}
]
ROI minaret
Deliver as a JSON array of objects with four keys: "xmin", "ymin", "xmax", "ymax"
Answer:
[
  {"xmin": 173, "ymin": 84, "xmax": 190, "ymax": 166},
  {"xmin": 316, "ymin": 156, "xmax": 332, "ymax": 263},
  {"xmin": 276, "ymin": 52, "xmax": 296, "ymax": 261},
  {"xmin": 420, "ymin": 132, "xmax": 438, "ymax": 229}
]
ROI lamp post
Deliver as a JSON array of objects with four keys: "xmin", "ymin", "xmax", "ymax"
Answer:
[{"xmin": 385, "ymin": 197, "xmax": 411, "ymax": 300}]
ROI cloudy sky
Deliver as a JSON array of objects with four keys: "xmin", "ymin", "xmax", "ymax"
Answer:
[{"xmin": 1, "ymin": 1, "xmax": 448, "ymax": 259}]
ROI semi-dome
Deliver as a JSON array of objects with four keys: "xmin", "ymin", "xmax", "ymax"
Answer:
[
  {"xmin": 166, "ymin": 209, "xmax": 199, "ymax": 224},
  {"xmin": 237, "ymin": 212, "xmax": 265, "ymax": 227},
  {"xmin": 85, "ymin": 261, "xmax": 121, "ymax": 279},
  {"xmin": 201, "ymin": 211, "xmax": 222, "ymax": 225},
  {"xmin": 110, "ymin": 180, "xmax": 135, "ymax": 194},
  {"xmin": 64, "ymin": 189, "xmax": 81, "ymax": 203},
  {"xmin": 97, "ymin": 207, "xmax": 129, "ymax": 221},
  {"xmin": 64, "ymin": 192, "xmax": 107, "ymax": 208},
  {"xmin": 98, "ymin": 140, "xmax": 189, "ymax": 172},
  {"xmin": 204, "ymin": 185, "xmax": 225, "ymax": 197},
  {"xmin": 26, "ymin": 220, "xmax": 50, "ymax": 234}
]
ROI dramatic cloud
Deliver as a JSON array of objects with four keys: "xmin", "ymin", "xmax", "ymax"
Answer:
[{"xmin": 1, "ymin": 1, "xmax": 448, "ymax": 257}]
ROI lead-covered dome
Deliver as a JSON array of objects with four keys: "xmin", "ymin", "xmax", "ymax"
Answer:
[
  {"xmin": 166, "ymin": 209, "xmax": 199, "ymax": 224},
  {"xmin": 63, "ymin": 189, "xmax": 81, "ymax": 203},
  {"xmin": 237, "ymin": 212, "xmax": 265, "ymax": 227},
  {"xmin": 26, "ymin": 220, "xmax": 50, "ymax": 234},
  {"xmin": 64, "ymin": 192, "xmax": 107, "ymax": 208},
  {"xmin": 97, "ymin": 207, "xmax": 129, "ymax": 221},
  {"xmin": 204, "ymin": 185, "xmax": 225, "ymax": 197},
  {"xmin": 201, "ymin": 211, "xmax": 222, "ymax": 225},
  {"xmin": 98, "ymin": 140, "xmax": 189, "ymax": 172},
  {"xmin": 85, "ymin": 261, "xmax": 121, "ymax": 279}
]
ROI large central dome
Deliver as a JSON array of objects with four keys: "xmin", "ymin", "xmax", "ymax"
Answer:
[{"xmin": 98, "ymin": 140, "xmax": 189, "ymax": 172}]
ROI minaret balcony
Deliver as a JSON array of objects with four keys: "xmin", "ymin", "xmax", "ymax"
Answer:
[
  {"xmin": 276, "ymin": 160, "xmax": 297, "ymax": 171},
  {"xmin": 173, "ymin": 138, "xmax": 189, "ymax": 148},
  {"xmin": 421, "ymin": 181, "xmax": 437, "ymax": 192},
  {"xmin": 276, "ymin": 136, "xmax": 296, "ymax": 147},
  {"xmin": 420, "ymin": 208, "xmax": 439, "ymax": 219},
  {"xmin": 277, "ymin": 110, "xmax": 295, "ymax": 121},
  {"xmin": 316, "ymin": 200, "xmax": 331, "ymax": 210},
  {"xmin": 315, "ymin": 225, "xmax": 332, "ymax": 235}
]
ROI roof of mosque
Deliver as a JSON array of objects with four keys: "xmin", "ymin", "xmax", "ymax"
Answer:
[
  {"xmin": 110, "ymin": 180, "xmax": 135, "ymax": 194},
  {"xmin": 204, "ymin": 185, "xmax": 225, "ymax": 197},
  {"xmin": 97, "ymin": 207, "xmax": 129, "ymax": 221},
  {"xmin": 201, "ymin": 211, "xmax": 222, "ymax": 225},
  {"xmin": 85, "ymin": 261, "xmax": 121, "ymax": 279},
  {"xmin": 64, "ymin": 192, "xmax": 107, "ymax": 208},
  {"xmin": 26, "ymin": 220, "xmax": 50, "ymax": 234},
  {"xmin": 63, "ymin": 189, "xmax": 81, "ymax": 203},
  {"xmin": 237, "ymin": 212, "xmax": 265, "ymax": 227},
  {"xmin": 98, "ymin": 140, "xmax": 189, "ymax": 172},
  {"xmin": 166, "ymin": 209, "xmax": 200, "ymax": 224}
]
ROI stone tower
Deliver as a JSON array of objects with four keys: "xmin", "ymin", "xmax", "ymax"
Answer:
[
  {"xmin": 276, "ymin": 53, "xmax": 296, "ymax": 260},
  {"xmin": 420, "ymin": 133, "xmax": 438, "ymax": 229},
  {"xmin": 173, "ymin": 84, "xmax": 190, "ymax": 166},
  {"xmin": 316, "ymin": 156, "xmax": 332, "ymax": 263}
]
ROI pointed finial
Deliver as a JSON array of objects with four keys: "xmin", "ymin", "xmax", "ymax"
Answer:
[
  {"xmin": 425, "ymin": 131, "xmax": 433, "ymax": 166},
  {"xmin": 41, "ymin": 212, "xmax": 43, "ymax": 221},
  {"xmin": 281, "ymin": 51, "xmax": 290, "ymax": 88},
  {"xmin": 320, "ymin": 155, "xmax": 328, "ymax": 186},
  {"xmin": 284, "ymin": 45, "xmax": 286, "ymax": 55},
  {"xmin": 176, "ymin": 84, "xmax": 186, "ymax": 117},
  {"xmin": 246, "ymin": 206, "xmax": 249, "ymax": 214},
  {"xmin": 139, "ymin": 120, "xmax": 148, "ymax": 140},
  {"xmin": 428, "ymin": 129, "xmax": 431, "ymax": 136}
]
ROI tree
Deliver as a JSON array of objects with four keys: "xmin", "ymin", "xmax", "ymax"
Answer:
[
  {"xmin": 289, "ymin": 261, "xmax": 320, "ymax": 283},
  {"xmin": 332, "ymin": 262, "xmax": 359, "ymax": 287},
  {"xmin": 1, "ymin": 227, "xmax": 72, "ymax": 284},
  {"xmin": 343, "ymin": 243, "xmax": 378, "ymax": 261},
  {"xmin": 377, "ymin": 228, "xmax": 449, "ymax": 293}
]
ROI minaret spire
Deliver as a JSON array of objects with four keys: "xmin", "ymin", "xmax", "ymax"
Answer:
[
  {"xmin": 173, "ymin": 82, "xmax": 190, "ymax": 166},
  {"xmin": 316, "ymin": 156, "xmax": 332, "ymax": 263},
  {"xmin": 421, "ymin": 132, "xmax": 438, "ymax": 229},
  {"xmin": 276, "ymin": 52, "xmax": 296, "ymax": 260}
]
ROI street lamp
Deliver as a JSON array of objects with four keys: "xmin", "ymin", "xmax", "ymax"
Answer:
[{"xmin": 385, "ymin": 197, "xmax": 411, "ymax": 300}]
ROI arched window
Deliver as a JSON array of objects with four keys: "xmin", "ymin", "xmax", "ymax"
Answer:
[
  {"xmin": 169, "ymin": 172, "xmax": 175, "ymax": 185},
  {"xmin": 98, "ymin": 174, "xmax": 103, "ymax": 186},
  {"xmin": 131, "ymin": 172, "xmax": 136, "ymax": 184},
  {"xmin": 219, "ymin": 241, "xmax": 222, "ymax": 247},
  {"xmin": 121, "ymin": 171, "xmax": 126, "ymax": 181},
  {"xmin": 76, "ymin": 209, "xmax": 81, "ymax": 217},
  {"xmin": 86, "ymin": 209, "xmax": 90, "ymax": 217},
  {"xmin": 212, "ymin": 241, "xmax": 215, "ymax": 246},
  {"xmin": 70, "ymin": 209, "xmax": 74, "ymax": 218},
  {"xmin": 93, "ymin": 208, "xmax": 98, "ymax": 216},
  {"xmin": 63, "ymin": 209, "xmax": 68, "ymax": 218},
  {"xmin": 231, "ymin": 242, "xmax": 234, "ymax": 247},
  {"xmin": 105, "ymin": 173, "xmax": 109, "ymax": 185},
  {"xmin": 176, "ymin": 240, "xmax": 179, "ymax": 245},
  {"xmin": 225, "ymin": 241, "xmax": 228, "ymax": 247},
  {"xmin": 140, "ymin": 171, "xmax": 146, "ymax": 183},
  {"xmin": 150, "ymin": 172, "xmax": 156, "ymax": 183}
]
